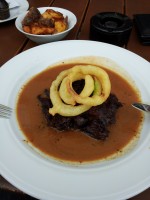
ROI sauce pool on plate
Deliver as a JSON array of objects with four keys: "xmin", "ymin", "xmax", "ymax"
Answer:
[{"xmin": 16, "ymin": 59, "xmax": 143, "ymax": 164}]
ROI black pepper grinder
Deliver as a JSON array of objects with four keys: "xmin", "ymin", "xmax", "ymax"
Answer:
[
  {"xmin": 90, "ymin": 12, "xmax": 133, "ymax": 47},
  {"xmin": 0, "ymin": 0, "xmax": 10, "ymax": 20}
]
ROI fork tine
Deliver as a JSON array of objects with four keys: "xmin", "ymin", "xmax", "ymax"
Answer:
[
  {"xmin": 0, "ymin": 114, "xmax": 11, "ymax": 118},
  {"xmin": 0, "ymin": 104, "xmax": 12, "ymax": 110},
  {"xmin": 0, "ymin": 104, "xmax": 12, "ymax": 119}
]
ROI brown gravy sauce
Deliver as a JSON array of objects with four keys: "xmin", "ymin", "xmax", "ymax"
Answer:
[{"xmin": 16, "ymin": 58, "xmax": 143, "ymax": 164}]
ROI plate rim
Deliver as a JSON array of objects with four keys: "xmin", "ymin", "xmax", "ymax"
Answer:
[{"xmin": 0, "ymin": 40, "xmax": 150, "ymax": 200}]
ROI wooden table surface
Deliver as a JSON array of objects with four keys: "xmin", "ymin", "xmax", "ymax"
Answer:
[{"xmin": 0, "ymin": 0, "xmax": 150, "ymax": 199}]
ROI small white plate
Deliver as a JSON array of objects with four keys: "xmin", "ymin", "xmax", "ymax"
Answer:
[
  {"xmin": 0, "ymin": 0, "xmax": 29, "ymax": 23},
  {"xmin": 0, "ymin": 40, "xmax": 150, "ymax": 200}
]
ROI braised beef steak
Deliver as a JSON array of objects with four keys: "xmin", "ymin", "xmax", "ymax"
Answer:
[{"xmin": 37, "ymin": 80, "xmax": 122, "ymax": 140}]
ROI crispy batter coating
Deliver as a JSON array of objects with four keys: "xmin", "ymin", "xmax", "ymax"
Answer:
[
  {"xmin": 49, "ymin": 65, "xmax": 111, "ymax": 116},
  {"xmin": 22, "ymin": 7, "xmax": 68, "ymax": 35}
]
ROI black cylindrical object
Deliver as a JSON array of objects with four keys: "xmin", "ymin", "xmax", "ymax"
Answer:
[
  {"xmin": 0, "ymin": 0, "xmax": 10, "ymax": 20},
  {"xmin": 90, "ymin": 12, "xmax": 133, "ymax": 47}
]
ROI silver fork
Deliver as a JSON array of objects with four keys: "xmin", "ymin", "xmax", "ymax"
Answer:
[{"xmin": 0, "ymin": 104, "xmax": 13, "ymax": 119}]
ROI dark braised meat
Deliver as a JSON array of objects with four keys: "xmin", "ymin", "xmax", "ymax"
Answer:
[
  {"xmin": 37, "ymin": 80, "xmax": 122, "ymax": 140},
  {"xmin": 38, "ymin": 17, "xmax": 54, "ymax": 27},
  {"xmin": 22, "ymin": 7, "xmax": 41, "ymax": 26},
  {"xmin": 22, "ymin": 7, "xmax": 54, "ymax": 27}
]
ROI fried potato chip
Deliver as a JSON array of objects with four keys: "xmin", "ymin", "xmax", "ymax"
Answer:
[
  {"xmin": 42, "ymin": 9, "xmax": 64, "ymax": 20},
  {"xmin": 54, "ymin": 20, "xmax": 68, "ymax": 33}
]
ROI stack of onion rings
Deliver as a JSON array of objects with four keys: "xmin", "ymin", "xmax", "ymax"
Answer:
[{"xmin": 49, "ymin": 65, "xmax": 111, "ymax": 116}]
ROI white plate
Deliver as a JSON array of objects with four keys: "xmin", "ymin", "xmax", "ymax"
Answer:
[
  {"xmin": 0, "ymin": 40, "xmax": 150, "ymax": 200},
  {"xmin": 0, "ymin": 0, "xmax": 29, "ymax": 23}
]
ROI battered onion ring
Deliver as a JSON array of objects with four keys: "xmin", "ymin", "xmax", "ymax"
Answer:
[
  {"xmin": 80, "ymin": 74, "xmax": 94, "ymax": 97},
  {"xmin": 49, "ymin": 64, "xmax": 111, "ymax": 116},
  {"xmin": 93, "ymin": 76, "xmax": 102, "ymax": 96},
  {"xmin": 49, "ymin": 69, "xmax": 91, "ymax": 116},
  {"xmin": 67, "ymin": 65, "xmax": 111, "ymax": 106},
  {"xmin": 59, "ymin": 73, "xmax": 94, "ymax": 105}
]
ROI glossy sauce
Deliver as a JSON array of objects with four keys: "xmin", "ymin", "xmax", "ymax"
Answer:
[{"xmin": 16, "ymin": 62, "xmax": 143, "ymax": 163}]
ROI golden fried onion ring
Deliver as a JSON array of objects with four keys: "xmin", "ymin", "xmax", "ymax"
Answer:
[
  {"xmin": 59, "ymin": 73, "xmax": 94, "ymax": 105},
  {"xmin": 49, "ymin": 69, "xmax": 91, "ymax": 116},
  {"xmin": 49, "ymin": 65, "xmax": 111, "ymax": 116},
  {"xmin": 66, "ymin": 65, "xmax": 111, "ymax": 106}
]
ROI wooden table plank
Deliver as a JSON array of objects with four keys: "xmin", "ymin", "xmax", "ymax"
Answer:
[
  {"xmin": 130, "ymin": 188, "xmax": 150, "ymax": 200},
  {"xmin": 23, "ymin": 0, "xmax": 89, "ymax": 50},
  {"xmin": 0, "ymin": 20, "xmax": 27, "ymax": 67},
  {"xmin": 78, "ymin": 0, "xmax": 124, "ymax": 40},
  {"xmin": 0, "ymin": 0, "xmax": 53, "ymax": 67},
  {"xmin": 126, "ymin": 0, "xmax": 150, "ymax": 61},
  {"xmin": 51, "ymin": 0, "xmax": 89, "ymax": 40}
]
